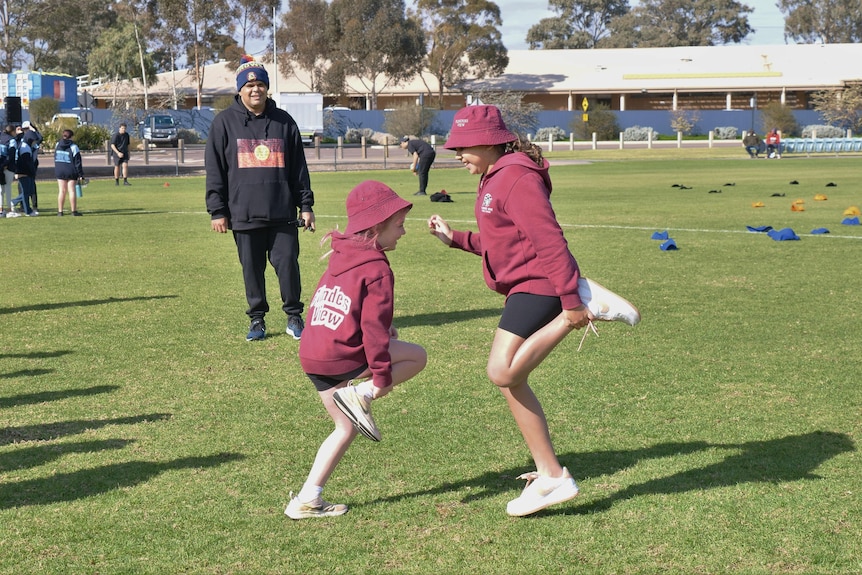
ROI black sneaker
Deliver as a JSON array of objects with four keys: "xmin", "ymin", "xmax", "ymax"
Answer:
[
  {"xmin": 72, "ymin": 211, "xmax": 83, "ymax": 216},
  {"xmin": 124, "ymin": 180, "xmax": 132, "ymax": 186},
  {"xmin": 247, "ymin": 319, "xmax": 266, "ymax": 341},
  {"xmin": 286, "ymin": 315, "xmax": 304, "ymax": 340}
]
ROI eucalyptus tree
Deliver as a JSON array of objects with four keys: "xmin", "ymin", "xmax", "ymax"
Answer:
[
  {"xmin": 777, "ymin": 0, "xmax": 862, "ymax": 43},
  {"xmin": 602, "ymin": 0, "xmax": 753, "ymax": 47},
  {"xmin": 326, "ymin": 0, "xmax": 425, "ymax": 110},
  {"xmin": 526, "ymin": 0, "xmax": 629, "ymax": 49},
  {"xmin": 276, "ymin": 0, "xmax": 330, "ymax": 92},
  {"xmin": 414, "ymin": 0, "xmax": 508, "ymax": 108},
  {"xmin": 157, "ymin": 0, "xmax": 238, "ymax": 109}
]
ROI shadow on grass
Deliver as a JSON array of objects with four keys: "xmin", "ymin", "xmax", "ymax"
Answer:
[
  {"xmin": 370, "ymin": 431, "xmax": 853, "ymax": 515},
  {"xmin": 0, "ymin": 369, "xmax": 54, "ymax": 380},
  {"xmin": 0, "ymin": 295, "xmax": 178, "ymax": 315},
  {"xmin": 0, "ymin": 452, "xmax": 245, "ymax": 509},
  {"xmin": 0, "ymin": 385, "xmax": 121, "ymax": 409},
  {"xmin": 0, "ymin": 350, "xmax": 73, "ymax": 360},
  {"xmin": 396, "ymin": 307, "xmax": 501, "ymax": 328},
  {"xmin": 0, "ymin": 438, "xmax": 134, "ymax": 472},
  {"xmin": 0, "ymin": 413, "xmax": 172, "ymax": 446}
]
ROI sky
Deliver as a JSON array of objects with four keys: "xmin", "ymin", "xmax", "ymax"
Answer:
[{"xmin": 460, "ymin": 0, "xmax": 789, "ymax": 50}]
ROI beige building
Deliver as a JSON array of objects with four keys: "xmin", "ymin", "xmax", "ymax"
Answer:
[{"xmin": 87, "ymin": 43, "xmax": 862, "ymax": 113}]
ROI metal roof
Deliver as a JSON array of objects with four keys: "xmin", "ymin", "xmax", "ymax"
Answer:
[{"xmin": 91, "ymin": 43, "xmax": 862, "ymax": 100}]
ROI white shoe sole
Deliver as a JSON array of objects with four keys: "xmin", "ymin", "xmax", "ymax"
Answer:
[
  {"xmin": 577, "ymin": 278, "xmax": 641, "ymax": 326},
  {"xmin": 333, "ymin": 388, "xmax": 381, "ymax": 442}
]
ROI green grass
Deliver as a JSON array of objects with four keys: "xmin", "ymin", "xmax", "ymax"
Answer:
[{"xmin": 2, "ymin": 154, "xmax": 861, "ymax": 574}]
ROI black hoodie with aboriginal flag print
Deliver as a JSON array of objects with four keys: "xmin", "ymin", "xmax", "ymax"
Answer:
[{"xmin": 205, "ymin": 94, "xmax": 314, "ymax": 231}]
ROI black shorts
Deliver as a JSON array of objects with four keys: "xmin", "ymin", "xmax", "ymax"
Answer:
[
  {"xmin": 306, "ymin": 364, "xmax": 368, "ymax": 392},
  {"xmin": 114, "ymin": 155, "xmax": 129, "ymax": 165},
  {"xmin": 498, "ymin": 293, "xmax": 562, "ymax": 339}
]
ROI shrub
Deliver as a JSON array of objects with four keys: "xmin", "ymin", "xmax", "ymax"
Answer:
[
  {"xmin": 534, "ymin": 126, "xmax": 567, "ymax": 141},
  {"xmin": 40, "ymin": 124, "xmax": 111, "ymax": 152},
  {"xmin": 801, "ymin": 124, "xmax": 845, "ymax": 138},
  {"xmin": 760, "ymin": 102, "xmax": 799, "ymax": 137},
  {"xmin": 623, "ymin": 126, "xmax": 659, "ymax": 141},
  {"xmin": 713, "ymin": 127, "xmax": 738, "ymax": 140},
  {"xmin": 345, "ymin": 127, "xmax": 375, "ymax": 144},
  {"xmin": 382, "ymin": 104, "xmax": 439, "ymax": 139},
  {"xmin": 177, "ymin": 128, "xmax": 202, "ymax": 145},
  {"xmin": 571, "ymin": 104, "xmax": 620, "ymax": 140}
]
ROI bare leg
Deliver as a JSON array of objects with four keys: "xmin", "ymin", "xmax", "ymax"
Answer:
[
  {"xmin": 370, "ymin": 339, "xmax": 427, "ymax": 399},
  {"xmin": 68, "ymin": 181, "xmax": 77, "ymax": 212},
  {"xmin": 303, "ymin": 384, "xmax": 359, "ymax": 489},
  {"xmin": 304, "ymin": 338, "xmax": 426, "ymax": 488},
  {"xmin": 486, "ymin": 313, "xmax": 575, "ymax": 478},
  {"xmin": 57, "ymin": 180, "xmax": 66, "ymax": 213}
]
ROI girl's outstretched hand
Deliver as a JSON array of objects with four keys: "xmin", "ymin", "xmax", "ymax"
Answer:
[{"xmin": 428, "ymin": 214, "xmax": 454, "ymax": 246}]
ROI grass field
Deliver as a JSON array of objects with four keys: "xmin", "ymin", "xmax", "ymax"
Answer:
[{"xmin": 1, "ymin": 152, "xmax": 861, "ymax": 574}]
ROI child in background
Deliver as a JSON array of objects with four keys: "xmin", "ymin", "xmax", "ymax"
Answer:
[
  {"xmin": 288, "ymin": 180, "xmax": 427, "ymax": 519},
  {"xmin": 428, "ymin": 105, "xmax": 639, "ymax": 517}
]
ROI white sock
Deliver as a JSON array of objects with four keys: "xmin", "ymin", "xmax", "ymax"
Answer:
[
  {"xmin": 298, "ymin": 484, "xmax": 322, "ymax": 502},
  {"xmin": 355, "ymin": 380, "xmax": 375, "ymax": 401}
]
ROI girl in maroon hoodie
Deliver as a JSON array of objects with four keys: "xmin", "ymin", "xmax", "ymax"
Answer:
[
  {"xmin": 287, "ymin": 181, "xmax": 427, "ymax": 519},
  {"xmin": 429, "ymin": 105, "xmax": 597, "ymax": 517}
]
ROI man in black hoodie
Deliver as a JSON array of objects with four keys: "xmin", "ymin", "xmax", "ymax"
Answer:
[{"xmin": 205, "ymin": 57, "xmax": 316, "ymax": 341}]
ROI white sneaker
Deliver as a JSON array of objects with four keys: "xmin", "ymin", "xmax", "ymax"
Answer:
[
  {"xmin": 333, "ymin": 384, "xmax": 380, "ymax": 442},
  {"xmin": 506, "ymin": 467, "xmax": 579, "ymax": 517},
  {"xmin": 6, "ymin": 211, "xmax": 21, "ymax": 218},
  {"xmin": 577, "ymin": 278, "xmax": 640, "ymax": 326},
  {"xmin": 285, "ymin": 493, "xmax": 348, "ymax": 519}
]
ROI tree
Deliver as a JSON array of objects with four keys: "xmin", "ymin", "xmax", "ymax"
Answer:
[
  {"xmin": 0, "ymin": 0, "xmax": 51, "ymax": 73},
  {"xmin": 277, "ymin": 0, "xmax": 331, "ymax": 92},
  {"xmin": 27, "ymin": 0, "xmax": 115, "ymax": 76},
  {"xmin": 233, "ymin": 0, "xmax": 279, "ymax": 53},
  {"xmin": 414, "ymin": 0, "xmax": 508, "ymax": 108},
  {"xmin": 157, "ymin": 0, "xmax": 237, "ymax": 109},
  {"xmin": 526, "ymin": 0, "xmax": 629, "ymax": 49},
  {"xmin": 326, "ymin": 0, "xmax": 425, "ymax": 110},
  {"xmin": 777, "ymin": 0, "xmax": 862, "ymax": 44},
  {"xmin": 810, "ymin": 86, "xmax": 862, "ymax": 133},
  {"xmin": 471, "ymin": 90, "xmax": 542, "ymax": 137},
  {"xmin": 88, "ymin": 21, "xmax": 158, "ymax": 107},
  {"xmin": 602, "ymin": 0, "xmax": 753, "ymax": 48}
]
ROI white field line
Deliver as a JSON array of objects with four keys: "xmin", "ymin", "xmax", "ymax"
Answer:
[{"xmin": 182, "ymin": 212, "xmax": 862, "ymax": 239}]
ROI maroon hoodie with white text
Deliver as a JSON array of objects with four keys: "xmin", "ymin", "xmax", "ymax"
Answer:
[
  {"xmin": 448, "ymin": 152, "xmax": 583, "ymax": 310},
  {"xmin": 299, "ymin": 232, "xmax": 395, "ymax": 388}
]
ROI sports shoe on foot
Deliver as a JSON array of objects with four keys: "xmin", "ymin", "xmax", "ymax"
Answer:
[
  {"xmin": 333, "ymin": 385, "xmax": 380, "ymax": 442},
  {"xmin": 577, "ymin": 278, "xmax": 640, "ymax": 326},
  {"xmin": 285, "ymin": 493, "xmax": 348, "ymax": 519},
  {"xmin": 124, "ymin": 180, "xmax": 132, "ymax": 186},
  {"xmin": 72, "ymin": 211, "xmax": 82, "ymax": 216},
  {"xmin": 413, "ymin": 191, "xmax": 427, "ymax": 196},
  {"xmin": 6, "ymin": 211, "xmax": 20, "ymax": 218},
  {"xmin": 506, "ymin": 467, "xmax": 579, "ymax": 517},
  {"xmin": 26, "ymin": 211, "xmax": 38, "ymax": 217},
  {"xmin": 286, "ymin": 315, "xmax": 304, "ymax": 340},
  {"xmin": 246, "ymin": 319, "xmax": 266, "ymax": 341},
  {"xmin": 57, "ymin": 212, "xmax": 64, "ymax": 216}
]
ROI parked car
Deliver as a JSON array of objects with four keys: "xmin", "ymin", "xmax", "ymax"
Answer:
[
  {"xmin": 140, "ymin": 114, "xmax": 178, "ymax": 148},
  {"xmin": 50, "ymin": 113, "xmax": 82, "ymax": 128}
]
